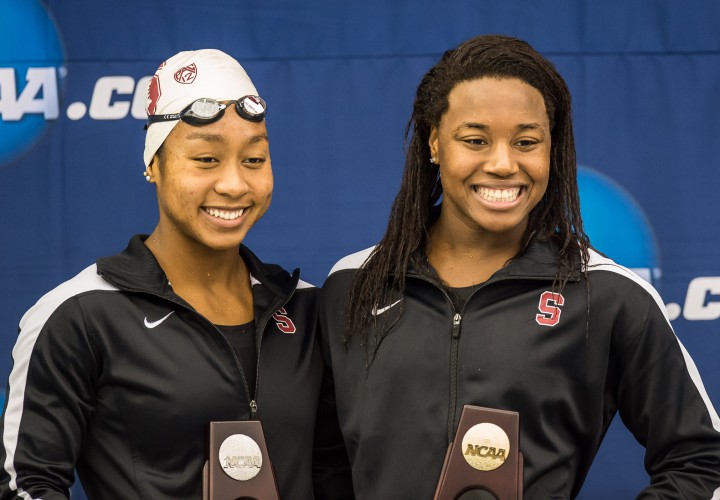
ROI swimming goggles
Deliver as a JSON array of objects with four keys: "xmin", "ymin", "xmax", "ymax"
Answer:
[{"xmin": 146, "ymin": 95, "xmax": 267, "ymax": 128}]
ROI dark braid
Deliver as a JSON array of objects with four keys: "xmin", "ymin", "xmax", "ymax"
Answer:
[{"xmin": 345, "ymin": 34, "xmax": 590, "ymax": 346}]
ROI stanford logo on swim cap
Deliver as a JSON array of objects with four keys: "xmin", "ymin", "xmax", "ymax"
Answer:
[
  {"xmin": 174, "ymin": 63, "xmax": 197, "ymax": 84},
  {"xmin": 147, "ymin": 74, "xmax": 162, "ymax": 115},
  {"xmin": 146, "ymin": 61, "xmax": 166, "ymax": 115}
]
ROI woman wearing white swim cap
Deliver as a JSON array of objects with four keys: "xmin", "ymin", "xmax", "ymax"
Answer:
[{"xmin": 0, "ymin": 48, "xmax": 354, "ymax": 500}]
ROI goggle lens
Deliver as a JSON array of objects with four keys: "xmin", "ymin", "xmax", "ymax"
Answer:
[
  {"xmin": 240, "ymin": 96, "xmax": 265, "ymax": 118},
  {"xmin": 188, "ymin": 98, "xmax": 226, "ymax": 120}
]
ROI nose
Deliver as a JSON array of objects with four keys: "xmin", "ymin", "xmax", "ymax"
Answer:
[
  {"xmin": 483, "ymin": 142, "xmax": 518, "ymax": 177},
  {"xmin": 214, "ymin": 162, "xmax": 249, "ymax": 197}
]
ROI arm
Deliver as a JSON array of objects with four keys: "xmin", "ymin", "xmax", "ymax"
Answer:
[
  {"xmin": 613, "ymin": 294, "xmax": 720, "ymax": 498},
  {"xmin": 0, "ymin": 296, "xmax": 97, "ymax": 500}
]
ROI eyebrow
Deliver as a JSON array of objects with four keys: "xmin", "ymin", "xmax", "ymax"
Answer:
[
  {"xmin": 185, "ymin": 132, "xmax": 224, "ymax": 143},
  {"xmin": 184, "ymin": 132, "xmax": 269, "ymax": 144},
  {"xmin": 249, "ymin": 134, "xmax": 269, "ymax": 144},
  {"xmin": 457, "ymin": 121, "xmax": 544, "ymax": 132}
]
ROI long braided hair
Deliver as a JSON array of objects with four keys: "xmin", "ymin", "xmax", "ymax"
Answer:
[{"xmin": 345, "ymin": 34, "xmax": 590, "ymax": 348}]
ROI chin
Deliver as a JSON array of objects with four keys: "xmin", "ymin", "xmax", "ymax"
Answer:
[
  {"xmin": 200, "ymin": 233, "xmax": 248, "ymax": 251},
  {"xmin": 473, "ymin": 219, "xmax": 526, "ymax": 236}
]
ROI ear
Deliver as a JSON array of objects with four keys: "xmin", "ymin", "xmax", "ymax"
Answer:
[
  {"xmin": 429, "ymin": 126, "xmax": 439, "ymax": 160},
  {"xmin": 144, "ymin": 157, "xmax": 158, "ymax": 184},
  {"xmin": 149, "ymin": 154, "xmax": 162, "ymax": 174}
]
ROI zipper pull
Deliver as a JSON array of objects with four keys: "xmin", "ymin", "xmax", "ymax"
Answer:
[
  {"xmin": 250, "ymin": 399, "xmax": 258, "ymax": 418},
  {"xmin": 452, "ymin": 313, "xmax": 462, "ymax": 338}
]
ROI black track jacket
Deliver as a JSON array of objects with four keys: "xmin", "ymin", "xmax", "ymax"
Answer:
[
  {"xmin": 0, "ymin": 235, "xmax": 351, "ymax": 499},
  {"xmin": 320, "ymin": 239, "xmax": 720, "ymax": 499}
]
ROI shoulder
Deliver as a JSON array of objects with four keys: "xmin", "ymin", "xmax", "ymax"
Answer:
[
  {"xmin": 249, "ymin": 274, "xmax": 315, "ymax": 290},
  {"xmin": 327, "ymin": 246, "xmax": 376, "ymax": 277},
  {"xmin": 295, "ymin": 278, "xmax": 315, "ymax": 290},
  {"xmin": 240, "ymin": 245, "xmax": 316, "ymax": 295},
  {"xmin": 585, "ymin": 248, "xmax": 662, "ymax": 299},
  {"xmin": 20, "ymin": 264, "xmax": 119, "ymax": 331},
  {"xmin": 15, "ymin": 264, "xmax": 119, "ymax": 373},
  {"xmin": 584, "ymin": 248, "xmax": 671, "ymax": 321},
  {"xmin": 241, "ymin": 249, "xmax": 320, "ymax": 322}
]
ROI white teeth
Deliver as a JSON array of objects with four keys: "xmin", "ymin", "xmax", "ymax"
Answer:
[
  {"xmin": 205, "ymin": 208, "xmax": 245, "ymax": 220},
  {"xmin": 475, "ymin": 186, "xmax": 521, "ymax": 202}
]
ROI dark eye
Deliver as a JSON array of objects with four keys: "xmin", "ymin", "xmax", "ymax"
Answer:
[
  {"xmin": 515, "ymin": 139, "xmax": 538, "ymax": 148},
  {"xmin": 464, "ymin": 138, "xmax": 487, "ymax": 146},
  {"xmin": 195, "ymin": 157, "xmax": 219, "ymax": 166},
  {"xmin": 244, "ymin": 157, "xmax": 266, "ymax": 167}
]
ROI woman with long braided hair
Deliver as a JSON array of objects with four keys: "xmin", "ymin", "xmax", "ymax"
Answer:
[{"xmin": 320, "ymin": 34, "xmax": 720, "ymax": 498}]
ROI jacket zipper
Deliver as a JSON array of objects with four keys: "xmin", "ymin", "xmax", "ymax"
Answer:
[
  {"xmin": 213, "ymin": 324, "xmax": 256, "ymax": 417},
  {"xmin": 439, "ymin": 277, "xmax": 550, "ymax": 441},
  {"xmin": 135, "ymin": 286, "xmax": 294, "ymax": 421},
  {"xmin": 407, "ymin": 275, "xmax": 464, "ymax": 443},
  {"xmin": 448, "ymin": 312, "xmax": 462, "ymax": 442},
  {"xmin": 248, "ymin": 287, "xmax": 297, "ymax": 420},
  {"xmin": 249, "ymin": 399, "xmax": 258, "ymax": 417}
]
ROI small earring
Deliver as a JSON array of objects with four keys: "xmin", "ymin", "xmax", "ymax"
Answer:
[
  {"xmin": 429, "ymin": 157, "xmax": 437, "ymax": 164},
  {"xmin": 143, "ymin": 170, "xmax": 151, "ymax": 182}
]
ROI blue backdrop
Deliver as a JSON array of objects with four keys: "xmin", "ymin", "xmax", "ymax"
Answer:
[{"xmin": 1, "ymin": 1, "xmax": 719, "ymax": 497}]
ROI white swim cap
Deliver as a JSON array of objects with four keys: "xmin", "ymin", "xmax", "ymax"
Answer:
[{"xmin": 143, "ymin": 49, "xmax": 259, "ymax": 166}]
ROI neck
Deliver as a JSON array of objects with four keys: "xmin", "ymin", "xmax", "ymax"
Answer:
[
  {"xmin": 426, "ymin": 215, "xmax": 526, "ymax": 287},
  {"xmin": 145, "ymin": 226, "xmax": 254, "ymax": 325},
  {"xmin": 145, "ymin": 226, "xmax": 248, "ymax": 292}
]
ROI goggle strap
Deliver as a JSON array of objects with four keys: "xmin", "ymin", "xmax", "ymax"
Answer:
[{"xmin": 147, "ymin": 112, "xmax": 181, "ymax": 124}]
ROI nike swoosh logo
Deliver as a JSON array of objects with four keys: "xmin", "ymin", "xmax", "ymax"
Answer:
[
  {"xmin": 371, "ymin": 299, "xmax": 403, "ymax": 317},
  {"xmin": 144, "ymin": 312, "xmax": 174, "ymax": 329}
]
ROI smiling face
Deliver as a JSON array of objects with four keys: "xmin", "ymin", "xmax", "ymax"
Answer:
[
  {"xmin": 429, "ymin": 77, "xmax": 551, "ymax": 244},
  {"xmin": 149, "ymin": 108, "xmax": 272, "ymax": 252}
]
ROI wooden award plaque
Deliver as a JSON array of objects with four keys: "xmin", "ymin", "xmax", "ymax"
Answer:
[
  {"xmin": 202, "ymin": 421, "xmax": 280, "ymax": 500},
  {"xmin": 434, "ymin": 405, "xmax": 523, "ymax": 500}
]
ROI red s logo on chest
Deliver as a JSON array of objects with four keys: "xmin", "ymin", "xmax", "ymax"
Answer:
[
  {"xmin": 272, "ymin": 307, "xmax": 297, "ymax": 334},
  {"xmin": 535, "ymin": 291, "xmax": 565, "ymax": 327}
]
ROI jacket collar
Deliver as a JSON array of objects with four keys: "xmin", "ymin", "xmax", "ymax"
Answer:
[
  {"xmin": 96, "ymin": 234, "xmax": 299, "ymax": 301},
  {"xmin": 413, "ymin": 205, "xmax": 581, "ymax": 282},
  {"xmin": 408, "ymin": 236, "xmax": 581, "ymax": 283},
  {"xmin": 494, "ymin": 237, "xmax": 581, "ymax": 281}
]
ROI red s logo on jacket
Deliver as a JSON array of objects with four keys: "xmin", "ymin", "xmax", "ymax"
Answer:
[
  {"xmin": 535, "ymin": 291, "xmax": 565, "ymax": 327},
  {"xmin": 273, "ymin": 307, "xmax": 296, "ymax": 334}
]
